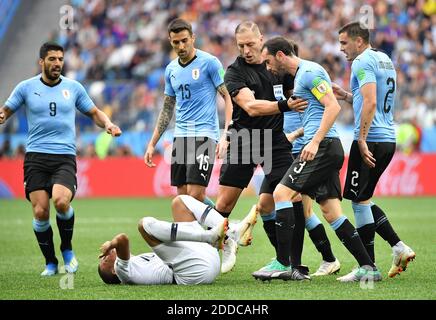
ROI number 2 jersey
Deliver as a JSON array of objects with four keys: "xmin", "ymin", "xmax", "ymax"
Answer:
[
  {"xmin": 350, "ymin": 48, "xmax": 396, "ymax": 142},
  {"xmin": 5, "ymin": 75, "xmax": 95, "ymax": 155},
  {"xmin": 164, "ymin": 49, "xmax": 224, "ymax": 142}
]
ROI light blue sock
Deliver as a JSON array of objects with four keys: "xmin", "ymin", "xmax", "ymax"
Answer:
[
  {"xmin": 305, "ymin": 213, "xmax": 321, "ymax": 231},
  {"xmin": 329, "ymin": 215, "xmax": 347, "ymax": 231},
  {"xmin": 261, "ymin": 211, "xmax": 276, "ymax": 222},
  {"xmin": 32, "ymin": 219, "xmax": 50, "ymax": 232},
  {"xmin": 56, "ymin": 206, "xmax": 74, "ymax": 220},
  {"xmin": 352, "ymin": 202, "xmax": 374, "ymax": 228}
]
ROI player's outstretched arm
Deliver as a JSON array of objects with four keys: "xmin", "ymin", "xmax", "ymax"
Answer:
[
  {"xmin": 86, "ymin": 106, "xmax": 122, "ymax": 137},
  {"xmin": 99, "ymin": 233, "xmax": 130, "ymax": 260},
  {"xmin": 286, "ymin": 127, "xmax": 304, "ymax": 143},
  {"xmin": 144, "ymin": 95, "xmax": 176, "ymax": 167},
  {"xmin": 0, "ymin": 106, "xmax": 13, "ymax": 125},
  {"xmin": 332, "ymin": 83, "xmax": 353, "ymax": 104},
  {"xmin": 233, "ymin": 87, "xmax": 307, "ymax": 116}
]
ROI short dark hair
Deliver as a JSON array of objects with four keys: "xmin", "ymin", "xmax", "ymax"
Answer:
[
  {"xmin": 235, "ymin": 21, "xmax": 261, "ymax": 36},
  {"xmin": 263, "ymin": 36, "xmax": 296, "ymax": 57},
  {"xmin": 39, "ymin": 42, "xmax": 64, "ymax": 59},
  {"xmin": 338, "ymin": 22, "xmax": 370, "ymax": 43},
  {"xmin": 98, "ymin": 264, "xmax": 121, "ymax": 284},
  {"xmin": 168, "ymin": 18, "xmax": 193, "ymax": 36}
]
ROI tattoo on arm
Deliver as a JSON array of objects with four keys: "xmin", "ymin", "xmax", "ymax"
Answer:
[
  {"xmin": 217, "ymin": 83, "xmax": 229, "ymax": 98},
  {"xmin": 157, "ymin": 95, "xmax": 176, "ymax": 136}
]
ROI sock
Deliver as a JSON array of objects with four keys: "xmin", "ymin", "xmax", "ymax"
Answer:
[
  {"xmin": 33, "ymin": 219, "xmax": 58, "ymax": 265},
  {"xmin": 275, "ymin": 201, "xmax": 294, "ymax": 267},
  {"xmin": 331, "ymin": 216, "xmax": 375, "ymax": 268},
  {"xmin": 307, "ymin": 214, "xmax": 335, "ymax": 262},
  {"xmin": 352, "ymin": 202, "xmax": 375, "ymax": 262},
  {"xmin": 142, "ymin": 217, "xmax": 214, "ymax": 243},
  {"xmin": 203, "ymin": 197, "xmax": 215, "ymax": 207},
  {"xmin": 56, "ymin": 206, "xmax": 75, "ymax": 252},
  {"xmin": 371, "ymin": 203, "xmax": 401, "ymax": 247},
  {"xmin": 261, "ymin": 211, "xmax": 277, "ymax": 250},
  {"xmin": 290, "ymin": 201, "xmax": 304, "ymax": 266}
]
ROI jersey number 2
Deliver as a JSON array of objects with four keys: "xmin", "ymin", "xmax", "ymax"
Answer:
[
  {"xmin": 383, "ymin": 77, "xmax": 395, "ymax": 113},
  {"xmin": 49, "ymin": 102, "xmax": 57, "ymax": 117}
]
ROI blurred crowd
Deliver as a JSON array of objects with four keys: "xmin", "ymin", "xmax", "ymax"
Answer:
[{"xmin": 1, "ymin": 0, "xmax": 435, "ymax": 158}]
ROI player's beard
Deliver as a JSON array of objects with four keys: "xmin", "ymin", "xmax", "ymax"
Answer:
[{"xmin": 44, "ymin": 64, "xmax": 62, "ymax": 81}]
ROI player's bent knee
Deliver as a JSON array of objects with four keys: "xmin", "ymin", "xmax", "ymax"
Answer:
[
  {"xmin": 273, "ymin": 184, "xmax": 292, "ymax": 203},
  {"xmin": 32, "ymin": 204, "xmax": 49, "ymax": 220},
  {"xmin": 140, "ymin": 216, "xmax": 158, "ymax": 235},
  {"xmin": 53, "ymin": 197, "xmax": 70, "ymax": 213}
]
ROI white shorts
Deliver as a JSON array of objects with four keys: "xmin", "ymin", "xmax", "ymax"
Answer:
[{"xmin": 153, "ymin": 240, "xmax": 220, "ymax": 285}]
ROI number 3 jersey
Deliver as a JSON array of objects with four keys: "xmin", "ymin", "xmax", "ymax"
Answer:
[
  {"xmin": 5, "ymin": 75, "xmax": 95, "ymax": 155},
  {"xmin": 164, "ymin": 49, "xmax": 224, "ymax": 142},
  {"xmin": 350, "ymin": 48, "xmax": 396, "ymax": 142}
]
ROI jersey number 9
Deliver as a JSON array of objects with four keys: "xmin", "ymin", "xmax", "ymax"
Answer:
[{"xmin": 49, "ymin": 102, "xmax": 57, "ymax": 117}]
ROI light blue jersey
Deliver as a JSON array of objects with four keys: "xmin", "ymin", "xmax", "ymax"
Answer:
[
  {"xmin": 283, "ymin": 111, "xmax": 304, "ymax": 155},
  {"xmin": 5, "ymin": 75, "xmax": 94, "ymax": 155},
  {"xmin": 165, "ymin": 49, "xmax": 224, "ymax": 141},
  {"xmin": 350, "ymin": 48, "xmax": 396, "ymax": 142},
  {"xmin": 293, "ymin": 59, "xmax": 339, "ymax": 145}
]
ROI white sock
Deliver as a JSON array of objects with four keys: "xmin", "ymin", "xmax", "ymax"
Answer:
[
  {"xmin": 142, "ymin": 217, "xmax": 212, "ymax": 243},
  {"xmin": 179, "ymin": 195, "xmax": 224, "ymax": 228}
]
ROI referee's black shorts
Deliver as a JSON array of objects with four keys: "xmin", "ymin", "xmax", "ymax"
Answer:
[
  {"xmin": 220, "ymin": 131, "xmax": 293, "ymax": 193},
  {"xmin": 280, "ymin": 138, "xmax": 344, "ymax": 203},
  {"xmin": 343, "ymin": 140, "xmax": 395, "ymax": 202},
  {"xmin": 23, "ymin": 152, "xmax": 77, "ymax": 201}
]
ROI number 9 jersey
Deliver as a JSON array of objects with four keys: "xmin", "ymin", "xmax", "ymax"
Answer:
[
  {"xmin": 350, "ymin": 48, "xmax": 396, "ymax": 143},
  {"xmin": 5, "ymin": 75, "xmax": 95, "ymax": 155}
]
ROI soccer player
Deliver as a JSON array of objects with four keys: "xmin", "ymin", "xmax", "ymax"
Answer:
[
  {"xmin": 333, "ymin": 22, "xmax": 415, "ymax": 278},
  {"xmin": 282, "ymin": 40, "xmax": 340, "ymax": 277},
  {"xmin": 98, "ymin": 195, "xmax": 257, "ymax": 285},
  {"xmin": 213, "ymin": 21, "xmax": 309, "ymax": 280},
  {"xmin": 144, "ymin": 18, "xmax": 232, "ymax": 204},
  {"xmin": 260, "ymin": 36, "xmax": 382, "ymax": 282},
  {"xmin": 0, "ymin": 42, "xmax": 122, "ymax": 276}
]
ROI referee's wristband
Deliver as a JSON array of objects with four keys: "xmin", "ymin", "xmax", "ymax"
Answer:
[{"xmin": 278, "ymin": 100, "xmax": 289, "ymax": 113}]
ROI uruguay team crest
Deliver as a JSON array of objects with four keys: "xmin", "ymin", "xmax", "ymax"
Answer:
[
  {"xmin": 62, "ymin": 89, "xmax": 70, "ymax": 99},
  {"xmin": 192, "ymin": 68, "xmax": 200, "ymax": 80},
  {"xmin": 273, "ymin": 84, "xmax": 285, "ymax": 101}
]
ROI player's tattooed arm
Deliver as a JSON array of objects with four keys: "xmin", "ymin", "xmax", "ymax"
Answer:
[
  {"xmin": 157, "ymin": 95, "xmax": 176, "ymax": 137},
  {"xmin": 216, "ymin": 83, "xmax": 233, "ymax": 159},
  {"xmin": 144, "ymin": 95, "xmax": 176, "ymax": 167}
]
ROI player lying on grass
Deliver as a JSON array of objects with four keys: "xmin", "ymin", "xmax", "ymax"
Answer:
[{"xmin": 98, "ymin": 195, "xmax": 257, "ymax": 285}]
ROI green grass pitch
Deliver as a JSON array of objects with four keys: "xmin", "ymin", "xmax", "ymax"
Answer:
[{"xmin": 0, "ymin": 196, "xmax": 435, "ymax": 300}]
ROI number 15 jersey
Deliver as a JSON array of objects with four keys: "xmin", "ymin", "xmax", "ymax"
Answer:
[
  {"xmin": 5, "ymin": 75, "xmax": 95, "ymax": 155},
  {"xmin": 350, "ymin": 48, "xmax": 396, "ymax": 142},
  {"xmin": 165, "ymin": 49, "xmax": 224, "ymax": 142}
]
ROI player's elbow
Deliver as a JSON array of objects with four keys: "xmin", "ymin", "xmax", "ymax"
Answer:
[
  {"xmin": 116, "ymin": 233, "xmax": 129, "ymax": 245},
  {"xmin": 244, "ymin": 104, "xmax": 260, "ymax": 117}
]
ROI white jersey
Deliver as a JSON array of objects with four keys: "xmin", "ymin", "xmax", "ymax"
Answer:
[
  {"xmin": 115, "ymin": 242, "xmax": 220, "ymax": 285},
  {"xmin": 115, "ymin": 253, "xmax": 173, "ymax": 285}
]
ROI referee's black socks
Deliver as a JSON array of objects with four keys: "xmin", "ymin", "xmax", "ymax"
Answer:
[{"xmin": 290, "ymin": 201, "xmax": 305, "ymax": 266}]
